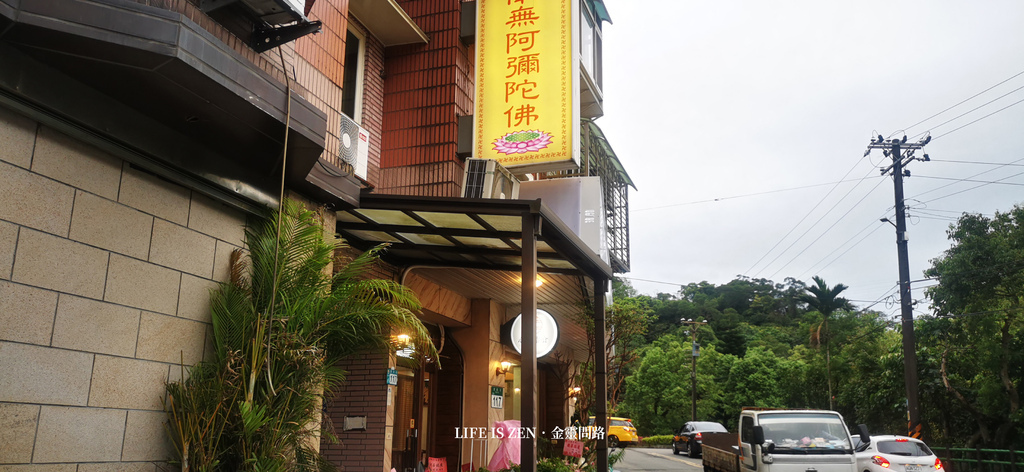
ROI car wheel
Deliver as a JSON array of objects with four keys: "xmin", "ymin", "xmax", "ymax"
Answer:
[
  {"xmin": 673, "ymin": 443, "xmax": 680, "ymax": 455},
  {"xmin": 688, "ymin": 444, "xmax": 697, "ymax": 458},
  {"xmin": 608, "ymin": 436, "xmax": 620, "ymax": 448}
]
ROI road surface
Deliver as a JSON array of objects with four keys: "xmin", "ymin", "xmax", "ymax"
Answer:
[{"xmin": 614, "ymin": 447, "xmax": 703, "ymax": 472}]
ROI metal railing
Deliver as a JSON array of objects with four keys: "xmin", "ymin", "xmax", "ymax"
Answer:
[{"xmin": 931, "ymin": 447, "xmax": 1021, "ymax": 472}]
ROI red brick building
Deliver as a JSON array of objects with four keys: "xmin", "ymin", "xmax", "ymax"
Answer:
[{"xmin": 0, "ymin": 0, "xmax": 629, "ymax": 471}]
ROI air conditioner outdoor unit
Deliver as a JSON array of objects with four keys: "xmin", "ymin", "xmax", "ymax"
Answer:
[
  {"xmin": 462, "ymin": 158, "xmax": 520, "ymax": 199},
  {"xmin": 237, "ymin": 0, "xmax": 308, "ymax": 24},
  {"xmin": 339, "ymin": 113, "xmax": 369, "ymax": 181}
]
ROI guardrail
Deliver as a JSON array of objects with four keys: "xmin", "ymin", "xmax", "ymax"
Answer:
[{"xmin": 931, "ymin": 447, "xmax": 1021, "ymax": 472}]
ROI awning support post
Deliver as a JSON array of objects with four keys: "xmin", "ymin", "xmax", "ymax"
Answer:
[
  {"xmin": 521, "ymin": 212, "xmax": 539, "ymax": 472},
  {"xmin": 594, "ymin": 279, "xmax": 608, "ymax": 472}
]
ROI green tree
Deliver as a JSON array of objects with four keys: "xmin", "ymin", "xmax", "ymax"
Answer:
[
  {"xmin": 165, "ymin": 201, "xmax": 435, "ymax": 471},
  {"xmin": 607, "ymin": 297, "xmax": 655, "ymax": 410},
  {"xmin": 621, "ymin": 335, "xmax": 732, "ymax": 435},
  {"xmin": 801, "ymin": 276, "xmax": 853, "ymax": 409},
  {"xmin": 725, "ymin": 346, "xmax": 786, "ymax": 415},
  {"xmin": 923, "ymin": 206, "xmax": 1024, "ymax": 448}
]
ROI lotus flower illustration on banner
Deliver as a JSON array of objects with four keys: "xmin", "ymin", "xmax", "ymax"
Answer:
[{"xmin": 492, "ymin": 130, "xmax": 553, "ymax": 155}]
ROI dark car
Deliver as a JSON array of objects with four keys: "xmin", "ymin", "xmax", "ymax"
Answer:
[{"xmin": 672, "ymin": 421, "xmax": 728, "ymax": 457}]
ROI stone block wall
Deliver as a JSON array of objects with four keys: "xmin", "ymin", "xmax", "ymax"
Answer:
[{"xmin": 0, "ymin": 105, "xmax": 245, "ymax": 470}]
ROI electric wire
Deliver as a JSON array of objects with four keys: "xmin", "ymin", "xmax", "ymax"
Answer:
[
  {"xmin": 918, "ymin": 169, "xmax": 1024, "ymax": 205},
  {"xmin": 797, "ymin": 212, "xmax": 885, "ymax": 279},
  {"xmin": 765, "ymin": 176, "xmax": 889, "ymax": 280},
  {"xmin": 748, "ymin": 166, "xmax": 879, "ymax": 277},
  {"xmin": 799, "ymin": 220, "xmax": 886, "ymax": 279},
  {"xmin": 932, "ymin": 96, "xmax": 1024, "ymax": 141},
  {"xmin": 908, "ymin": 157, "xmax": 1024, "ymax": 201},
  {"xmin": 904, "ymin": 67, "xmax": 1024, "ymax": 136},
  {"xmin": 909, "ymin": 84, "xmax": 1024, "ymax": 139},
  {"xmin": 914, "ymin": 175, "xmax": 1024, "ymax": 186},
  {"xmin": 630, "ymin": 176, "xmax": 879, "ymax": 212},
  {"xmin": 929, "ymin": 159, "xmax": 1024, "ymax": 167}
]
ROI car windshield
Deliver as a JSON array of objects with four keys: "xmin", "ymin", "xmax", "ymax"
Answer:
[
  {"xmin": 878, "ymin": 440, "xmax": 933, "ymax": 456},
  {"xmin": 611, "ymin": 420, "xmax": 632, "ymax": 427},
  {"xmin": 759, "ymin": 413, "xmax": 852, "ymax": 452}
]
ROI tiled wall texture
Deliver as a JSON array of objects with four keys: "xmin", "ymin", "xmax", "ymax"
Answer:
[
  {"xmin": 126, "ymin": 0, "xmax": 356, "ymax": 179},
  {"xmin": 378, "ymin": 0, "xmax": 475, "ymax": 196},
  {"xmin": 321, "ymin": 351, "xmax": 392, "ymax": 472},
  {"xmin": 0, "ymin": 105, "xmax": 245, "ymax": 470}
]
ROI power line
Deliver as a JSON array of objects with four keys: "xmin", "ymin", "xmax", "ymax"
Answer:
[
  {"xmin": 749, "ymin": 168, "xmax": 881, "ymax": 277},
  {"xmin": 619, "ymin": 276, "xmax": 685, "ymax": 287},
  {"xmin": 929, "ymin": 159, "xmax": 1024, "ymax": 167},
  {"xmin": 915, "ymin": 175, "xmax": 1024, "ymax": 186},
  {"xmin": 745, "ymin": 165, "xmax": 877, "ymax": 276},
  {"xmin": 909, "ymin": 157, "xmax": 1024, "ymax": 201},
  {"xmin": 905, "ymin": 67, "xmax": 1024, "ymax": 136},
  {"xmin": 630, "ymin": 176, "xmax": 880, "ymax": 212},
  {"xmin": 933, "ymin": 96, "xmax": 1024, "ymax": 141},
  {"xmin": 914, "ymin": 84, "xmax": 1024, "ymax": 137},
  {"xmin": 798, "ymin": 216, "xmax": 885, "ymax": 279},
  {"xmin": 932, "ymin": 306, "xmax": 1024, "ymax": 319},
  {"xmin": 919, "ymin": 169, "xmax": 1024, "ymax": 205},
  {"xmin": 766, "ymin": 176, "xmax": 889, "ymax": 280}
]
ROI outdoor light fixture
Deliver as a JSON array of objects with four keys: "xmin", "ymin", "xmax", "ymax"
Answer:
[
  {"xmin": 568, "ymin": 386, "xmax": 582, "ymax": 398},
  {"xmin": 517, "ymin": 276, "xmax": 544, "ymax": 287},
  {"xmin": 395, "ymin": 334, "xmax": 411, "ymax": 346},
  {"xmin": 496, "ymin": 360, "xmax": 513, "ymax": 377}
]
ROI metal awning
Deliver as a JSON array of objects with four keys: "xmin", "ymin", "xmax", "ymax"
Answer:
[
  {"xmin": 336, "ymin": 194, "xmax": 613, "ymax": 280},
  {"xmin": 336, "ymin": 193, "xmax": 612, "ymax": 472},
  {"xmin": 348, "ymin": 0, "xmax": 429, "ymax": 47}
]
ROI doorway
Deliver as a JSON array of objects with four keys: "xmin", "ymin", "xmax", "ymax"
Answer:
[{"xmin": 391, "ymin": 326, "xmax": 464, "ymax": 472}]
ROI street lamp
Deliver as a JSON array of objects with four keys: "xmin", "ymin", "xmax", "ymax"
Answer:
[{"xmin": 680, "ymin": 318, "xmax": 707, "ymax": 422}]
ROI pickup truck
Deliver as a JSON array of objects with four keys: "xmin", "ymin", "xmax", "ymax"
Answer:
[{"xmin": 702, "ymin": 409, "xmax": 870, "ymax": 472}]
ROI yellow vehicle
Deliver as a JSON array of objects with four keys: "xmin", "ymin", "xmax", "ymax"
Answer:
[{"xmin": 588, "ymin": 416, "xmax": 639, "ymax": 447}]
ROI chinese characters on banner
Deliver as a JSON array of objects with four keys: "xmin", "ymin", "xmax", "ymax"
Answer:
[
  {"xmin": 474, "ymin": 0, "xmax": 579, "ymax": 171},
  {"xmin": 562, "ymin": 439, "xmax": 584, "ymax": 458},
  {"xmin": 428, "ymin": 457, "xmax": 447, "ymax": 472}
]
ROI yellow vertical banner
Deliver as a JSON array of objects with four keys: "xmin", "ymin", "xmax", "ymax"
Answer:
[{"xmin": 474, "ymin": 0, "xmax": 579, "ymax": 172}]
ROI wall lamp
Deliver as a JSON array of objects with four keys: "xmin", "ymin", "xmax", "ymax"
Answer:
[
  {"xmin": 496, "ymin": 360, "xmax": 513, "ymax": 377},
  {"xmin": 568, "ymin": 386, "xmax": 582, "ymax": 398}
]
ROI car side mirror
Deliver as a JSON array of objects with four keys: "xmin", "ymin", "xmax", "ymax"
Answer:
[
  {"xmin": 856, "ymin": 424, "xmax": 871, "ymax": 452},
  {"xmin": 753, "ymin": 426, "xmax": 765, "ymax": 445}
]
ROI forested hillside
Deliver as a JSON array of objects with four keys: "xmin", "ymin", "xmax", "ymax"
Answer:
[{"xmin": 609, "ymin": 206, "xmax": 1024, "ymax": 450}]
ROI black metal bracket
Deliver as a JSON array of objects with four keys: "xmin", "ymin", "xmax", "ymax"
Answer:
[
  {"xmin": 250, "ymin": 20, "xmax": 322, "ymax": 53},
  {"xmin": 200, "ymin": 0, "xmax": 241, "ymax": 13}
]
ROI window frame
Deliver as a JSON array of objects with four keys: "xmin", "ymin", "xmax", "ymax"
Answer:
[{"xmin": 341, "ymin": 26, "xmax": 367, "ymax": 123}]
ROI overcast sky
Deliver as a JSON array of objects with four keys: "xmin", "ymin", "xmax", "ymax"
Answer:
[{"xmin": 597, "ymin": 1, "xmax": 1024, "ymax": 316}]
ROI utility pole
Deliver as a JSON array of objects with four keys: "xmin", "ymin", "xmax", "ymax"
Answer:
[
  {"xmin": 865, "ymin": 133, "xmax": 931, "ymax": 439},
  {"xmin": 680, "ymin": 319, "xmax": 706, "ymax": 422}
]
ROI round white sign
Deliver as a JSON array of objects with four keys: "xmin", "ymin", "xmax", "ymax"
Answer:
[{"xmin": 509, "ymin": 309, "xmax": 559, "ymax": 357}]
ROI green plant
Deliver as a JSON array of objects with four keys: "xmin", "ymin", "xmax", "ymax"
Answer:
[
  {"xmin": 608, "ymin": 447, "xmax": 625, "ymax": 467},
  {"xmin": 165, "ymin": 200, "xmax": 435, "ymax": 471},
  {"xmin": 640, "ymin": 435, "xmax": 673, "ymax": 446},
  {"xmin": 537, "ymin": 458, "xmax": 573, "ymax": 472}
]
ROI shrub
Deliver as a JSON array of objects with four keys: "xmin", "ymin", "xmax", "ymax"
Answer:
[{"xmin": 640, "ymin": 435, "xmax": 674, "ymax": 446}]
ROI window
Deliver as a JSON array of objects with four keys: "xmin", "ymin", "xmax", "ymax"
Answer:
[
  {"xmin": 741, "ymin": 416, "xmax": 754, "ymax": 444},
  {"xmin": 579, "ymin": 1, "xmax": 603, "ymax": 90},
  {"xmin": 878, "ymin": 441, "xmax": 933, "ymax": 457},
  {"xmin": 341, "ymin": 28, "xmax": 366, "ymax": 122}
]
